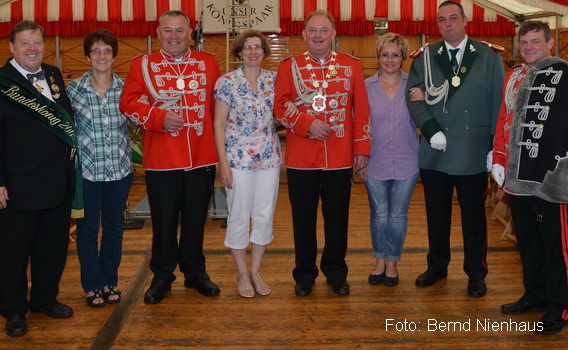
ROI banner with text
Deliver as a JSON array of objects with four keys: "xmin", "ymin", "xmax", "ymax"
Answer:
[{"xmin": 202, "ymin": 0, "xmax": 280, "ymax": 33}]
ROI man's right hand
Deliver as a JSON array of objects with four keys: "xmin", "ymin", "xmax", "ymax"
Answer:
[
  {"xmin": 163, "ymin": 111, "xmax": 184, "ymax": 133},
  {"xmin": 0, "ymin": 187, "xmax": 8, "ymax": 209},
  {"xmin": 430, "ymin": 131, "xmax": 447, "ymax": 151},
  {"xmin": 491, "ymin": 164, "xmax": 505, "ymax": 187},
  {"xmin": 308, "ymin": 119, "xmax": 330, "ymax": 140}
]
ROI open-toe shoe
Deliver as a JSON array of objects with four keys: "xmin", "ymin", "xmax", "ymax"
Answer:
[{"xmin": 86, "ymin": 289, "xmax": 105, "ymax": 308}]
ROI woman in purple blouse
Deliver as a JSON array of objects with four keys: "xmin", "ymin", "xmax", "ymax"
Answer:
[{"xmin": 361, "ymin": 33, "xmax": 421, "ymax": 286}]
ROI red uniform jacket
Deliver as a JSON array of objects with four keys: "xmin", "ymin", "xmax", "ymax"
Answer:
[
  {"xmin": 120, "ymin": 49, "xmax": 220, "ymax": 170},
  {"xmin": 274, "ymin": 52, "xmax": 370, "ymax": 169}
]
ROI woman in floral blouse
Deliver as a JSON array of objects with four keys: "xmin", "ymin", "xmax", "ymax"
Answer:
[
  {"xmin": 213, "ymin": 30, "xmax": 296, "ymax": 298},
  {"xmin": 67, "ymin": 29, "xmax": 133, "ymax": 307}
]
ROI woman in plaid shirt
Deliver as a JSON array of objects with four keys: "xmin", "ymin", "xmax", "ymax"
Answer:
[{"xmin": 67, "ymin": 29, "xmax": 133, "ymax": 308}]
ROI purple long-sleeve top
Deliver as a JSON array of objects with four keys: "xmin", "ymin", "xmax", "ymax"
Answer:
[{"xmin": 364, "ymin": 70, "xmax": 420, "ymax": 180}]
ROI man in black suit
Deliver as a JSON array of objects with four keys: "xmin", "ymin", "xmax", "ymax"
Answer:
[{"xmin": 0, "ymin": 20, "xmax": 76, "ymax": 337}]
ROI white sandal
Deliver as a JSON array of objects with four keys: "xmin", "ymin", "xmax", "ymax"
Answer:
[
  {"xmin": 250, "ymin": 272, "xmax": 272, "ymax": 296},
  {"xmin": 236, "ymin": 274, "xmax": 254, "ymax": 298}
]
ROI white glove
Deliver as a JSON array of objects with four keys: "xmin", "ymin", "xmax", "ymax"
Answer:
[
  {"xmin": 491, "ymin": 164, "xmax": 505, "ymax": 187},
  {"xmin": 486, "ymin": 150, "xmax": 493, "ymax": 172},
  {"xmin": 430, "ymin": 131, "xmax": 447, "ymax": 151}
]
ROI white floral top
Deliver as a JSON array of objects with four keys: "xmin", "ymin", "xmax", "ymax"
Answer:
[{"xmin": 214, "ymin": 67, "xmax": 281, "ymax": 170}]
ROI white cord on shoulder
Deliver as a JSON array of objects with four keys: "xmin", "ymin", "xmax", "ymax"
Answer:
[
  {"xmin": 291, "ymin": 56, "xmax": 318, "ymax": 105},
  {"xmin": 423, "ymin": 47, "xmax": 449, "ymax": 110}
]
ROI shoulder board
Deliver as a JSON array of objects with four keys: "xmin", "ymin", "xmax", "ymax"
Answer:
[
  {"xmin": 132, "ymin": 52, "xmax": 147, "ymax": 62},
  {"xmin": 281, "ymin": 55, "xmax": 294, "ymax": 63},
  {"xmin": 410, "ymin": 43, "xmax": 430, "ymax": 59},
  {"xmin": 200, "ymin": 50, "xmax": 216, "ymax": 57},
  {"xmin": 345, "ymin": 53, "xmax": 360, "ymax": 61},
  {"xmin": 512, "ymin": 63, "xmax": 524, "ymax": 70},
  {"xmin": 481, "ymin": 41, "xmax": 505, "ymax": 52}
]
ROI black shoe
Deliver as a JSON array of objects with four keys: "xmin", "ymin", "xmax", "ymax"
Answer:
[
  {"xmin": 184, "ymin": 272, "xmax": 220, "ymax": 297},
  {"xmin": 328, "ymin": 280, "xmax": 350, "ymax": 295},
  {"xmin": 415, "ymin": 270, "xmax": 447, "ymax": 287},
  {"xmin": 30, "ymin": 300, "xmax": 73, "ymax": 318},
  {"xmin": 501, "ymin": 298, "xmax": 546, "ymax": 315},
  {"xmin": 295, "ymin": 281, "xmax": 314, "ymax": 296},
  {"xmin": 467, "ymin": 278, "xmax": 487, "ymax": 298},
  {"xmin": 383, "ymin": 275, "xmax": 399, "ymax": 287},
  {"xmin": 5, "ymin": 314, "xmax": 27, "ymax": 337},
  {"xmin": 368, "ymin": 273, "xmax": 384, "ymax": 285},
  {"xmin": 536, "ymin": 314, "xmax": 568, "ymax": 335},
  {"xmin": 144, "ymin": 277, "xmax": 172, "ymax": 304}
]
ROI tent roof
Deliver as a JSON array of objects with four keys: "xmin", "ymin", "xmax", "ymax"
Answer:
[{"xmin": 474, "ymin": 0, "xmax": 568, "ymax": 27}]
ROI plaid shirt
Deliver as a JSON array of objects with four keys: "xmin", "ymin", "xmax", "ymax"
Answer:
[{"xmin": 67, "ymin": 70, "xmax": 133, "ymax": 182}]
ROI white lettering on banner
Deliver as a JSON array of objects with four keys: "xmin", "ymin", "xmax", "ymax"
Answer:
[{"xmin": 202, "ymin": 1, "xmax": 280, "ymax": 33}]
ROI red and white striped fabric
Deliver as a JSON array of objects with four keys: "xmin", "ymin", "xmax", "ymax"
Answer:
[{"xmin": 0, "ymin": 0, "xmax": 517, "ymax": 37}]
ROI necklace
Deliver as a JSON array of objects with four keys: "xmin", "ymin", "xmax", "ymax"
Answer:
[
  {"xmin": 304, "ymin": 51, "xmax": 337, "ymax": 112},
  {"xmin": 379, "ymin": 75, "xmax": 400, "ymax": 92},
  {"xmin": 161, "ymin": 51, "xmax": 191, "ymax": 90}
]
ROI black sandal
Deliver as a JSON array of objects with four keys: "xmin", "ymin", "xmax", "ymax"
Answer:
[
  {"xmin": 103, "ymin": 286, "xmax": 121, "ymax": 304},
  {"xmin": 86, "ymin": 289, "xmax": 105, "ymax": 308}
]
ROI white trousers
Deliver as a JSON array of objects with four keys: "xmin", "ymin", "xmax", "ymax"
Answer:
[{"xmin": 224, "ymin": 167, "xmax": 280, "ymax": 249}]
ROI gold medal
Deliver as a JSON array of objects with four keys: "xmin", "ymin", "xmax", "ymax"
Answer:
[
  {"xmin": 329, "ymin": 70, "xmax": 337, "ymax": 77},
  {"xmin": 329, "ymin": 99, "xmax": 338, "ymax": 109},
  {"xmin": 460, "ymin": 66, "xmax": 467, "ymax": 74},
  {"xmin": 189, "ymin": 80, "xmax": 199, "ymax": 89},
  {"xmin": 451, "ymin": 76, "xmax": 461, "ymax": 87},
  {"xmin": 51, "ymin": 84, "xmax": 60, "ymax": 92},
  {"xmin": 176, "ymin": 78, "xmax": 185, "ymax": 90}
]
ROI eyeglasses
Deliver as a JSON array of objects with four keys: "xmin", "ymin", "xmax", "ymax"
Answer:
[
  {"xmin": 90, "ymin": 49, "xmax": 113, "ymax": 56},
  {"xmin": 242, "ymin": 45, "xmax": 263, "ymax": 52},
  {"xmin": 379, "ymin": 53, "xmax": 403, "ymax": 59}
]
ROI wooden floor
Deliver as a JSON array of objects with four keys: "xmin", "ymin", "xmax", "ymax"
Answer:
[{"xmin": 3, "ymin": 168, "xmax": 567, "ymax": 349}]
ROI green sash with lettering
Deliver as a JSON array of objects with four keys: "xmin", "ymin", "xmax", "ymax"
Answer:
[{"xmin": 0, "ymin": 75, "xmax": 84, "ymax": 218}]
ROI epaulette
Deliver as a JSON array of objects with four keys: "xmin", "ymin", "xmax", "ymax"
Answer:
[
  {"xmin": 132, "ymin": 52, "xmax": 146, "ymax": 62},
  {"xmin": 410, "ymin": 43, "xmax": 430, "ymax": 59},
  {"xmin": 200, "ymin": 50, "xmax": 216, "ymax": 57},
  {"xmin": 345, "ymin": 53, "xmax": 360, "ymax": 61},
  {"xmin": 281, "ymin": 55, "xmax": 293, "ymax": 63},
  {"xmin": 481, "ymin": 41, "xmax": 506, "ymax": 52},
  {"xmin": 512, "ymin": 63, "xmax": 524, "ymax": 70}
]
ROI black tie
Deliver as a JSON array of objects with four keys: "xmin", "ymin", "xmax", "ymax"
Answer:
[
  {"xmin": 27, "ymin": 71, "xmax": 45, "ymax": 83},
  {"xmin": 449, "ymin": 48, "xmax": 459, "ymax": 69}
]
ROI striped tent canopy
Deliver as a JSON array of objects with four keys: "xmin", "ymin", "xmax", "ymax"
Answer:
[{"xmin": 0, "ymin": 0, "xmax": 543, "ymax": 37}]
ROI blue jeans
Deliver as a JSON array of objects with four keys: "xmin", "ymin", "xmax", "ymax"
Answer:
[
  {"xmin": 76, "ymin": 173, "xmax": 133, "ymax": 292},
  {"xmin": 365, "ymin": 173, "xmax": 419, "ymax": 262}
]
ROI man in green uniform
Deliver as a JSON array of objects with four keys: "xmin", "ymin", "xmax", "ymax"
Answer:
[{"xmin": 406, "ymin": 0, "xmax": 505, "ymax": 297}]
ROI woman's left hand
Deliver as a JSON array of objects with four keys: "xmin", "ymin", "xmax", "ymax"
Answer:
[
  {"xmin": 283, "ymin": 101, "xmax": 299, "ymax": 117},
  {"xmin": 408, "ymin": 87, "xmax": 425, "ymax": 102},
  {"xmin": 138, "ymin": 94, "xmax": 150, "ymax": 105}
]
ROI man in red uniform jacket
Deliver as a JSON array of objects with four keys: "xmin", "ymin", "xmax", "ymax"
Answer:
[
  {"xmin": 274, "ymin": 10, "xmax": 370, "ymax": 296},
  {"xmin": 120, "ymin": 10, "xmax": 220, "ymax": 304},
  {"xmin": 492, "ymin": 20, "xmax": 568, "ymax": 335}
]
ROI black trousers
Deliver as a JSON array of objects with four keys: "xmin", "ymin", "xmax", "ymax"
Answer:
[
  {"xmin": 145, "ymin": 166, "xmax": 215, "ymax": 283},
  {"xmin": 420, "ymin": 169, "xmax": 488, "ymax": 279},
  {"xmin": 509, "ymin": 195, "xmax": 568, "ymax": 319},
  {"xmin": 0, "ymin": 196, "xmax": 71, "ymax": 318},
  {"xmin": 287, "ymin": 168, "xmax": 352, "ymax": 283}
]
